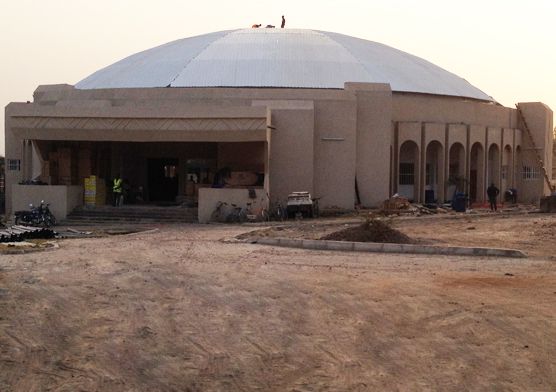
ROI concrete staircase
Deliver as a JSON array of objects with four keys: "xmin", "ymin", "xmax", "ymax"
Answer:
[{"xmin": 62, "ymin": 205, "xmax": 198, "ymax": 225}]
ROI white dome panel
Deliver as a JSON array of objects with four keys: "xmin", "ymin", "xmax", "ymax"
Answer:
[{"xmin": 76, "ymin": 29, "xmax": 492, "ymax": 101}]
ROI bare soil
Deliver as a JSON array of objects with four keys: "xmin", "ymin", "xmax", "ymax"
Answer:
[
  {"xmin": 240, "ymin": 209, "xmax": 556, "ymax": 258},
  {"xmin": 1, "ymin": 212, "xmax": 555, "ymax": 391},
  {"xmin": 320, "ymin": 219, "xmax": 413, "ymax": 244}
]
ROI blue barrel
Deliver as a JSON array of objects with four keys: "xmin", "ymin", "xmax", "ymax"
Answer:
[
  {"xmin": 453, "ymin": 192, "xmax": 466, "ymax": 212},
  {"xmin": 425, "ymin": 189, "xmax": 435, "ymax": 204}
]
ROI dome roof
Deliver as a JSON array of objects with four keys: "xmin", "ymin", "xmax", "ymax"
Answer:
[{"xmin": 76, "ymin": 29, "xmax": 492, "ymax": 101}]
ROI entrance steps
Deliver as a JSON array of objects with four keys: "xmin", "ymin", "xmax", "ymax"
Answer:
[{"xmin": 62, "ymin": 205, "xmax": 198, "ymax": 225}]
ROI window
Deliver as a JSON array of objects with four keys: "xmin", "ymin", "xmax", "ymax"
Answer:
[
  {"xmin": 426, "ymin": 163, "xmax": 437, "ymax": 186},
  {"xmin": 399, "ymin": 163, "xmax": 414, "ymax": 185},
  {"xmin": 522, "ymin": 165, "xmax": 541, "ymax": 180},
  {"xmin": 7, "ymin": 159, "xmax": 20, "ymax": 171}
]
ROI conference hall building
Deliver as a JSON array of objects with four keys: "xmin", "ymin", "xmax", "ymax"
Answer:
[{"xmin": 4, "ymin": 29, "xmax": 554, "ymax": 222}]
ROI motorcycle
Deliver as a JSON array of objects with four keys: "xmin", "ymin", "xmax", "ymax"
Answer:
[{"xmin": 14, "ymin": 201, "xmax": 57, "ymax": 227}]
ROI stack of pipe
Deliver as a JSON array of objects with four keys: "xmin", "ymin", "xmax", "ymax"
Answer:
[{"xmin": 0, "ymin": 225, "xmax": 56, "ymax": 243}]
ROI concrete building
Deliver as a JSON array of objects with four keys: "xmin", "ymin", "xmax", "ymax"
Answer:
[
  {"xmin": 4, "ymin": 29, "xmax": 554, "ymax": 222},
  {"xmin": 0, "ymin": 156, "xmax": 5, "ymax": 214}
]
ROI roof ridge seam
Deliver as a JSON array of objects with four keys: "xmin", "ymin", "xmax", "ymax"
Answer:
[
  {"xmin": 317, "ymin": 31, "xmax": 372, "ymax": 84},
  {"xmin": 167, "ymin": 29, "xmax": 239, "ymax": 87}
]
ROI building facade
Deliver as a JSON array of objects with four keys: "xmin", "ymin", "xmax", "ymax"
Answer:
[{"xmin": 4, "ymin": 29, "xmax": 554, "ymax": 221}]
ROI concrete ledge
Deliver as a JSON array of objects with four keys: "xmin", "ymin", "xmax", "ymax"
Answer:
[
  {"xmin": 253, "ymin": 237, "xmax": 527, "ymax": 258},
  {"xmin": 326, "ymin": 240, "xmax": 353, "ymax": 251}
]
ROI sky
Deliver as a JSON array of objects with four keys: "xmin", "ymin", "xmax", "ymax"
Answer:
[{"xmin": 1, "ymin": 0, "xmax": 555, "ymax": 156}]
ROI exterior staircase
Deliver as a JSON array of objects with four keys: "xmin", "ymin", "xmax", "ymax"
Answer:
[{"xmin": 62, "ymin": 205, "xmax": 198, "ymax": 225}]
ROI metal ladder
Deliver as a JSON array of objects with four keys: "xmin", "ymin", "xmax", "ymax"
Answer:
[{"xmin": 515, "ymin": 104, "xmax": 556, "ymax": 193}]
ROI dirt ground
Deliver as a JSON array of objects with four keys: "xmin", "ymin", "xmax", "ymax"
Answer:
[
  {"xmin": 240, "ymin": 210, "xmax": 556, "ymax": 259},
  {"xmin": 1, "ymin": 212, "xmax": 556, "ymax": 391}
]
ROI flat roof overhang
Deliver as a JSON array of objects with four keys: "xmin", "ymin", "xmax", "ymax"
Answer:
[{"xmin": 8, "ymin": 103, "xmax": 269, "ymax": 143}]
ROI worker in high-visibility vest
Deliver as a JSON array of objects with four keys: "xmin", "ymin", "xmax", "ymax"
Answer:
[{"xmin": 113, "ymin": 175, "xmax": 123, "ymax": 207}]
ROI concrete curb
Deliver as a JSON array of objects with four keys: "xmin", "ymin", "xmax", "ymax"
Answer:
[{"xmin": 253, "ymin": 237, "xmax": 527, "ymax": 258}]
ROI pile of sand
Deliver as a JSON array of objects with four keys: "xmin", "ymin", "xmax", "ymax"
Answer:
[{"xmin": 320, "ymin": 219, "xmax": 413, "ymax": 244}]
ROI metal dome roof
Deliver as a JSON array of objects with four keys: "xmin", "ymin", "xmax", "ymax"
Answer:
[{"xmin": 76, "ymin": 29, "xmax": 492, "ymax": 101}]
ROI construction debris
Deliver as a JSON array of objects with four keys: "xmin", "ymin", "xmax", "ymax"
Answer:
[
  {"xmin": 381, "ymin": 195, "xmax": 410, "ymax": 214},
  {"xmin": 380, "ymin": 195, "xmax": 446, "ymax": 216},
  {"xmin": 320, "ymin": 217, "xmax": 413, "ymax": 244},
  {"xmin": 0, "ymin": 225, "xmax": 57, "ymax": 243},
  {"xmin": 540, "ymin": 195, "xmax": 556, "ymax": 213}
]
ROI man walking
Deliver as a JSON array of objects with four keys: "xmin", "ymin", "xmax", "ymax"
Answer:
[{"xmin": 487, "ymin": 182, "xmax": 500, "ymax": 212}]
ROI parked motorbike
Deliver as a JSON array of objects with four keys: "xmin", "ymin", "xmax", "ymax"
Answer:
[{"xmin": 14, "ymin": 201, "xmax": 57, "ymax": 227}]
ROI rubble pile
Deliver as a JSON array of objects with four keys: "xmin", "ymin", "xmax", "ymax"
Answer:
[{"xmin": 380, "ymin": 195, "xmax": 453, "ymax": 216}]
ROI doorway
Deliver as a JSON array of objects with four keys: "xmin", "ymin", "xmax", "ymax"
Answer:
[{"xmin": 147, "ymin": 158, "xmax": 179, "ymax": 202}]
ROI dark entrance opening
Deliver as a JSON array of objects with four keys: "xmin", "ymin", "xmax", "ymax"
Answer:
[
  {"xmin": 470, "ymin": 170, "xmax": 477, "ymax": 202},
  {"xmin": 148, "ymin": 158, "xmax": 179, "ymax": 202}
]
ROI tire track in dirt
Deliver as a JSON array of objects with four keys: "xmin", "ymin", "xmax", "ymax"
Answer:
[{"xmin": 1, "ymin": 224, "xmax": 555, "ymax": 391}]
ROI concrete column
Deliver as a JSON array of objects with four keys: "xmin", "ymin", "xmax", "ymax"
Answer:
[
  {"xmin": 22, "ymin": 139, "xmax": 33, "ymax": 181},
  {"xmin": 465, "ymin": 125, "xmax": 471, "ymax": 197},
  {"xmin": 419, "ymin": 123, "xmax": 426, "ymax": 203},
  {"xmin": 444, "ymin": 124, "xmax": 450, "ymax": 201},
  {"xmin": 482, "ymin": 139, "xmax": 488, "ymax": 202},
  {"xmin": 393, "ymin": 122, "xmax": 399, "ymax": 195},
  {"xmin": 349, "ymin": 83, "xmax": 392, "ymax": 207}
]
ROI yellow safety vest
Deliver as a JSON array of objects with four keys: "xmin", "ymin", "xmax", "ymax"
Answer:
[{"xmin": 113, "ymin": 178, "xmax": 123, "ymax": 193}]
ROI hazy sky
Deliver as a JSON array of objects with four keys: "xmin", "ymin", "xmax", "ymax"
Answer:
[{"xmin": 2, "ymin": 0, "xmax": 555, "ymax": 155}]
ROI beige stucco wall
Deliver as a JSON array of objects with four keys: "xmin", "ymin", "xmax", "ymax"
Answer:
[
  {"xmin": 5, "ymin": 84, "xmax": 554, "ymax": 220},
  {"xmin": 348, "ymin": 83, "xmax": 392, "ymax": 207},
  {"xmin": 11, "ymin": 184, "xmax": 83, "ymax": 220},
  {"xmin": 4, "ymin": 111, "xmax": 22, "ymax": 217},
  {"xmin": 313, "ymin": 99, "xmax": 357, "ymax": 208},
  {"xmin": 502, "ymin": 128, "xmax": 514, "ymax": 149},
  {"xmin": 393, "ymin": 94, "xmax": 517, "ymax": 127},
  {"xmin": 447, "ymin": 124, "xmax": 467, "ymax": 149},
  {"xmin": 198, "ymin": 187, "xmax": 267, "ymax": 223},
  {"xmin": 517, "ymin": 103, "xmax": 554, "ymax": 202},
  {"xmin": 487, "ymin": 127, "xmax": 502, "ymax": 150},
  {"xmin": 264, "ymin": 102, "xmax": 315, "ymax": 205},
  {"xmin": 469, "ymin": 125, "xmax": 487, "ymax": 148}
]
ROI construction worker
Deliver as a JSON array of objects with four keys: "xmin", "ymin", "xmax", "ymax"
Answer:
[
  {"xmin": 113, "ymin": 174, "xmax": 123, "ymax": 207},
  {"xmin": 487, "ymin": 183, "xmax": 500, "ymax": 212}
]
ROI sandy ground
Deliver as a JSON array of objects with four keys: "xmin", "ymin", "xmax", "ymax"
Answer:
[
  {"xmin": 1, "ymin": 213, "xmax": 556, "ymax": 391},
  {"xmin": 241, "ymin": 210, "xmax": 556, "ymax": 259}
]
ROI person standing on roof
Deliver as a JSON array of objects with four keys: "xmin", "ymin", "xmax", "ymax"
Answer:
[
  {"xmin": 281, "ymin": 15, "xmax": 286, "ymax": 28},
  {"xmin": 487, "ymin": 182, "xmax": 500, "ymax": 212}
]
